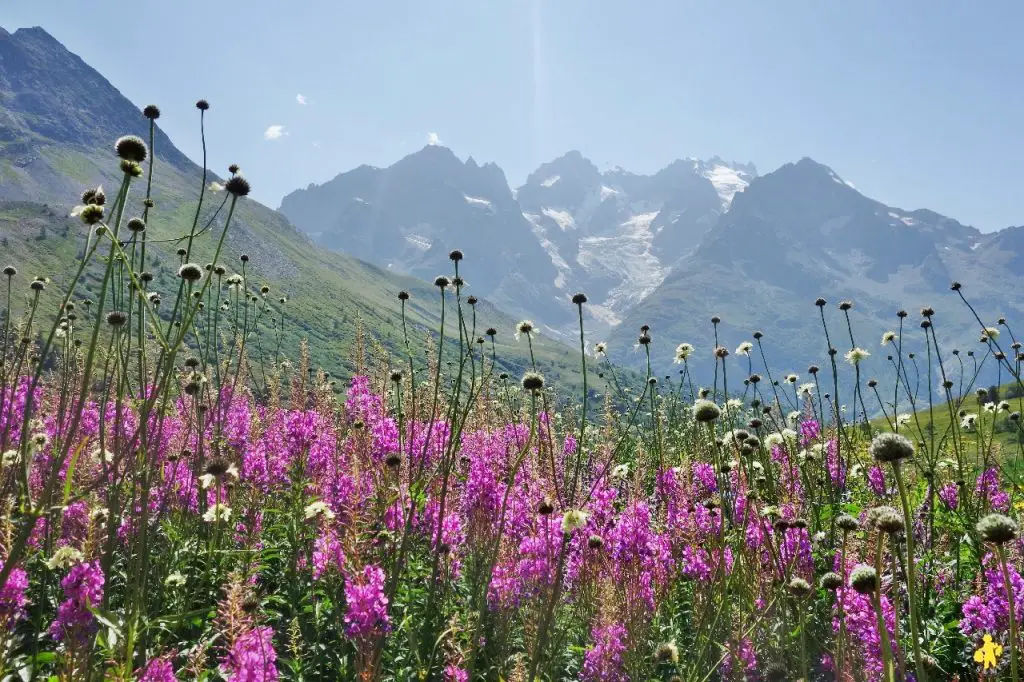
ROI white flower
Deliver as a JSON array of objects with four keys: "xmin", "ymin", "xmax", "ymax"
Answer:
[
  {"xmin": 594, "ymin": 342, "xmax": 607, "ymax": 357},
  {"xmin": 984, "ymin": 402, "xmax": 996, "ymax": 413},
  {"xmin": 798, "ymin": 383, "xmax": 815, "ymax": 396},
  {"xmin": 982, "ymin": 327, "xmax": 1000, "ymax": 340},
  {"xmin": 202, "ymin": 503, "xmax": 232, "ymax": 523},
  {"xmin": 561, "ymin": 509, "xmax": 589, "ymax": 533},
  {"xmin": 726, "ymin": 398, "xmax": 743, "ymax": 410},
  {"xmin": 45, "ymin": 546, "xmax": 84, "ymax": 570},
  {"xmin": 961, "ymin": 413, "xmax": 978, "ymax": 430},
  {"xmin": 895, "ymin": 413, "xmax": 913, "ymax": 427},
  {"xmin": 845, "ymin": 347, "xmax": 870, "ymax": 365},
  {"xmin": 787, "ymin": 411, "xmax": 802, "ymax": 425},
  {"xmin": 91, "ymin": 447, "xmax": 114, "ymax": 463},
  {"xmin": 999, "ymin": 400, "xmax": 1012, "ymax": 412},
  {"xmin": 199, "ymin": 473, "xmax": 216, "ymax": 489},
  {"xmin": 784, "ymin": 374, "xmax": 798, "ymax": 384},
  {"xmin": 304, "ymin": 500, "xmax": 336, "ymax": 520},
  {"xmin": 1, "ymin": 449, "xmax": 18, "ymax": 466},
  {"xmin": 881, "ymin": 331, "xmax": 897, "ymax": 346},
  {"xmin": 514, "ymin": 320, "xmax": 535, "ymax": 341},
  {"xmin": 165, "ymin": 571, "xmax": 187, "ymax": 587},
  {"xmin": 735, "ymin": 341, "xmax": 753, "ymax": 356},
  {"xmin": 610, "ymin": 463, "xmax": 630, "ymax": 480},
  {"xmin": 208, "ymin": 181, "xmax": 225, "ymax": 193},
  {"xmin": 764, "ymin": 433, "xmax": 784, "ymax": 449},
  {"xmin": 674, "ymin": 343, "xmax": 694, "ymax": 363}
]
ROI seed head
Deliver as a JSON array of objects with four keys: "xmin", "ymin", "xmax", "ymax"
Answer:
[
  {"xmin": 921, "ymin": 306, "xmax": 934, "ymax": 317},
  {"xmin": 869, "ymin": 432, "xmax": 914, "ymax": 463},
  {"xmin": 873, "ymin": 507, "xmax": 904, "ymax": 535},
  {"xmin": 466, "ymin": 295, "xmax": 478, "ymax": 305},
  {"xmin": 105, "ymin": 311, "xmax": 128, "ymax": 327},
  {"xmin": 385, "ymin": 452, "xmax": 402, "ymax": 468},
  {"xmin": 397, "ymin": 290, "xmax": 409, "ymax": 301},
  {"xmin": 950, "ymin": 280, "xmax": 962, "ymax": 291},
  {"xmin": 485, "ymin": 327, "xmax": 497, "ymax": 337},
  {"xmin": 80, "ymin": 204, "xmax": 105, "ymax": 225},
  {"xmin": 127, "ymin": 217, "xmax": 146, "ymax": 232},
  {"xmin": 433, "ymin": 276, "xmax": 450, "ymax": 288},
  {"xmin": 225, "ymin": 175, "xmax": 251, "ymax": 197},
  {"xmin": 638, "ymin": 333, "xmax": 651, "ymax": 345},
  {"xmin": 693, "ymin": 399, "xmax": 721, "ymax": 423},
  {"xmin": 814, "ymin": 297, "xmax": 827, "ymax": 307},
  {"xmin": 196, "ymin": 99, "xmax": 210, "ymax": 110},
  {"xmin": 587, "ymin": 534, "xmax": 603, "ymax": 549},
  {"xmin": 838, "ymin": 299, "xmax": 853, "ymax": 311},
  {"xmin": 142, "ymin": 104, "xmax": 161, "ymax": 119},
  {"xmin": 521, "ymin": 372, "xmax": 545, "ymax": 391},
  {"xmin": 572, "ymin": 292, "xmax": 588, "ymax": 305},
  {"xmin": 82, "ymin": 187, "xmax": 106, "ymax": 206},
  {"xmin": 654, "ymin": 642, "xmax": 679, "ymax": 664},
  {"xmin": 178, "ymin": 263, "xmax": 203, "ymax": 283},
  {"xmin": 228, "ymin": 163, "xmax": 240, "ymax": 174},
  {"xmin": 788, "ymin": 577, "xmax": 812, "ymax": 598},
  {"xmin": 204, "ymin": 457, "xmax": 231, "ymax": 477},
  {"xmin": 448, "ymin": 249, "xmax": 464, "ymax": 262},
  {"xmin": 115, "ymin": 135, "xmax": 148, "ymax": 163},
  {"xmin": 710, "ymin": 315, "xmax": 721, "ymax": 325},
  {"xmin": 820, "ymin": 571, "xmax": 843, "ymax": 591},
  {"xmin": 714, "ymin": 345, "xmax": 729, "ymax": 358},
  {"xmin": 30, "ymin": 280, "xmax": 45, "ymax": 292},
  {"xmin": 120, "ymin": 159, "xmax": 143, "ymax": 177},
  {"xmin": 3, "ymin": 266, "xmax": 16, "ymax": 277},
  {"xmin": 977, "ymin": 513, "xmax": 1019, "ymax": 544},
  {"xmin": 836, "ymin": 514, "xmax": 859, "ymax": 533},
  {"xmin": 849, "ymin": 564, "xmax": 879, "ymax": 594},
  {"xmin": 537, "ymin": 497, "xmax": 554, "ymax": 515}
]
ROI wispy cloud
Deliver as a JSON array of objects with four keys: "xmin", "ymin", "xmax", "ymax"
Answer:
[
  {"xmin": 296, "ymin": 94, "xmax": 307, "ymax": 105},
  {"xmin": 264, "ymin": 125, "xmax": 287, "ymax": 140},
  {"xmin": 426, "ymin": 132, "xmax": 441, "ymax": 146}
]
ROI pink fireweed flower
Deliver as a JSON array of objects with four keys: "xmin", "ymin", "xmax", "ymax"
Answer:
[
  {"xmin": 580, "ymin": 622, "xmax": 629, "ymax": 682},
  {"xmin": 344, "ymin": 564, "xmax": 389, "ymax": 639},
  {"xmin": 0, "ymin": 561, "xmax": 30, "ymax": 630},
  {"xmin": 49, "ymin": 560, "xmax": 104, "ymax": 643},
  {"xmin": 223, "ymin": 626, "xmax": 278, "ymax": 682},
  {"xmin": 137, "ymin": 655, "xmax": 178, "ymax": 682}
]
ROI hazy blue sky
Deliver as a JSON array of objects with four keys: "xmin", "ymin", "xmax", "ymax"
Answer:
[{"xmin": 6, "ymin": 1, "xmax": 1023, "ymax": 230}]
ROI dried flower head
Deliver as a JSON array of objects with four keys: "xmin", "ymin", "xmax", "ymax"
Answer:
[
  {"xmin": 869, "ymin": 432, "xmax": 914, "ymax": 463},
  {"xmin": 977, "ymin": 513, "xmax": 1019, "ymax": 544},
  {"xmin": 849, "ymin": 564, "xmax": 879, "ymax": 594},
  {"xmin": 115, "ymin": 135, "xmax": 148, "ymax": 163}
]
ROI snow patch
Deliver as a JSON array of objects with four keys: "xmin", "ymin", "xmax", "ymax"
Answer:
[
  {"xmin": 523, "ymin": 212, "xmax": 572, "ymax": 290},
  {"xmin": 463, "ymin": 195, "xmax": 496, "ymax": 213},
  {"xmin": 576, "ymin": 211, "xmax": 668, "ymax": 314},
  {"xmin": 404, "ymin": 234, "xmax": 432, "ymax": 251},
  {"xmin": 542, "ymin": 208, "xmax": 576, "ymax": 231},
  {"xmin": 888, "ymin": 211, "xmax": 917, "ymax": 227},
  {"xmin": 698, "ymin": 164, "xmax": 751, "ymax": 209},
  {"xmin": 600, "ymin": 185, "xmax": 619, "ymax": 201},
  {"xmin": 541, "ymin": 175, "xmax": 560, "ymax": 187}
]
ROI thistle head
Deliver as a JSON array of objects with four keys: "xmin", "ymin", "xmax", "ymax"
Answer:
[
  {"xmin": 571, "ymin": 292, "xmax": 588, "ymax": 305},
  {"xmin": 142, "ymin": 104, "xmax": 161, "ymax": 119},
  {"xmin": 977, "ymin": 513, "xmax": 1019, "ymax": 545},
  {"xmin": 869, "ymin": 432, "xmax": 914, "ymax": 464},
  {"xmin": 115, "ymin": 135, "xmax": 148, "ymax": 163},
  {"xmin": 693, "ymin": 399, "xmax": 721, "ymax": 423},
  {"xmin": 225, "ymin": 175, "xmax": 251, "ymax": 197},
  {"xmin": 177, "ymin": 263, "xmax": 203, "ymax": 283},
  {"xmin": 521, "ymin": 372, "xmax": 545, "ymax": 392},
  {"xmin": 849, "ymin": 564, "xmax": 879, "ymax": 594}
]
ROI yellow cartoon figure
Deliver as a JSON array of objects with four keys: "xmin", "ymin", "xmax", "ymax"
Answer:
[{"xmin": 975, "ymin": 633, "xmax": 1004, "ymax": 670}]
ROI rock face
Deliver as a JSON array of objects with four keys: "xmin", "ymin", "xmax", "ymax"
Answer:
[{"xmin": 282, "ymin": 148, "xmax": 755, "ymax": 335}]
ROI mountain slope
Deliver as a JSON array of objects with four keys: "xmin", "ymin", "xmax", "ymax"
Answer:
[
  {"xmin": 278, "ymin": 145, "xmax": 563, "ymax": 326},
  {"xmin": 0, "ymin": 25, "xmax": 593, "ymax": 391}
]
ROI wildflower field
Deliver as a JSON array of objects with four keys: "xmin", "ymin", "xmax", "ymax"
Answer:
[{"xmin": 4, "ymin": 105, "xmax": 1024, "ymax": 682}]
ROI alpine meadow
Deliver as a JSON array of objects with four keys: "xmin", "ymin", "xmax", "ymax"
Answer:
[{"xmin": 5, "ymin": 15, "xmax": 1024, "ymax": 682}]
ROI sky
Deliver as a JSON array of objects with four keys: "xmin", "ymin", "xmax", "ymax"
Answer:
[{"xmin": 6, "ymin": 0, "xmax": 1024, "ymax": 231}]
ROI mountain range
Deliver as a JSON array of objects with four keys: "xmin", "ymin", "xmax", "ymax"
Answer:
[{"xmin": 280, "ymin": 138, "xmax": 1018, "ymax": 383}]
